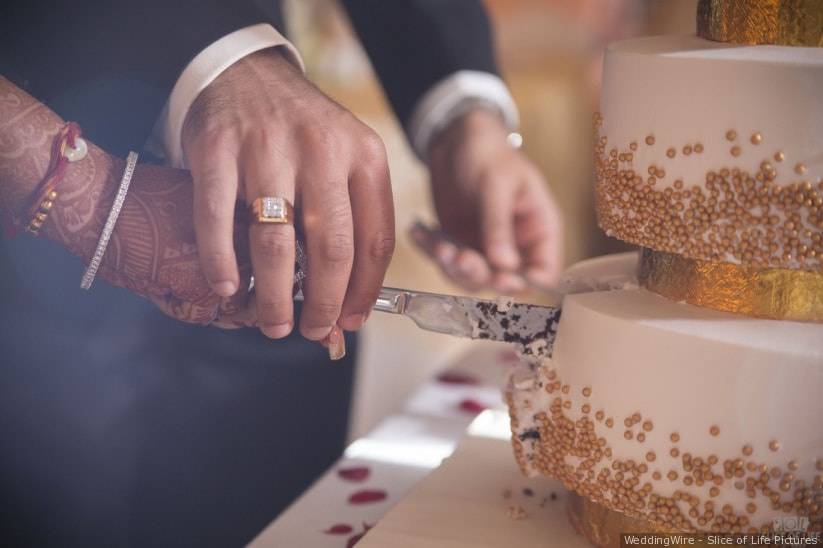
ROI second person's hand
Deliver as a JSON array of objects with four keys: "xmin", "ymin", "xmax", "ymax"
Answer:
[{"xmin": 417, "ymin": 108, "xmax": 563, "ymax": 293}]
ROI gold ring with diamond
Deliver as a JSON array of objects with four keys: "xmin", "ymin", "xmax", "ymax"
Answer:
[{"xmin": 249, "ymin": 196, "xmax": 294, "ymax": 225}]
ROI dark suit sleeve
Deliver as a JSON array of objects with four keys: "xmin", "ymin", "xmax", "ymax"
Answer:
[
  {"xmin": 0, "ymin": 0, "xmax": 280, "ymax": 154},
  {"xmin": 339, "ymin": 0, "xmax": 500, "ymax": 131}
]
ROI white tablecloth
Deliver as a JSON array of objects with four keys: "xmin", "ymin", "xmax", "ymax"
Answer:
[{"xmin": 249, "ymin": 343, "xmax": 518, "ymax": 548}]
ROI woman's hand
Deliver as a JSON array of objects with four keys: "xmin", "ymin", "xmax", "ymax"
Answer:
[
  {"xmin": 0, "ymin": 76, "xmax": 250, "ymax": 327},
  {"xmin": 89, "ymin": 160, "xmax": 254, "ymax": 327},
  {"xmin": 417, "ymin": 108, "xmax": 563, "ymax": 293}
]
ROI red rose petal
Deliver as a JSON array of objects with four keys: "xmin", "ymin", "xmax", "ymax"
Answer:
[
  {"xmin": 348, "ymin": 489, "xmax": 387, "ymax": 505},
  {"xmin": 338, "ymin": 466, "xmax": 370, "ymax": 482},
  {"xmin": 323, "ymin": 523, "xmax": 353, "ymax": 535},
  {"xmin": 458, "ymin": 398, "xmax": 487, "ymax": 415},
  {"xmin": 436, "ymin": 371, "xmax": 479, "ymax": 385},
  {"xmin": 346, "ymin": 522, "xmax": 374, "ymax": 546},
  {"xmin": 347, "ymin": 532, "xmax": 366, "ymax": 547}
]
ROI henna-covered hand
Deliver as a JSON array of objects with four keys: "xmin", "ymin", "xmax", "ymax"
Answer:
[{"xmin": 0, "ymin": 76, "xmax": 254, "ymax": 327}]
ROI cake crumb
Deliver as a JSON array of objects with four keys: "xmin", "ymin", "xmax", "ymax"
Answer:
[
  {"xmin": 507, "ymin": 504, "xmax": 528, "ymax": 520},
  {"xmin": 495, "ymin": 296, "xmax": 514, "ymax": 313}
]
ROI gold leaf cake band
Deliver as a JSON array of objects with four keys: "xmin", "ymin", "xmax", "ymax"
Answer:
[
  {"xmin": 567, "ymin": 491, "xmax": 694, "ymax": 548},
  {"xmin": 638, "ymin": 248, "xmax": 823, "ymax": 323},
  {"xmin": 697, "ymin": 0, "xmax": 823, "ymax": 47}
]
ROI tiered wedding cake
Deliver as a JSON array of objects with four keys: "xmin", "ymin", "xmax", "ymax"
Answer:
[{"xmin": 506, "ymin": 1, "xmax": 822, "ymax": 544}]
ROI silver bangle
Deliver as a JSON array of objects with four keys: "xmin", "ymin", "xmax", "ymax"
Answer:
[{"xmin": 80, "ymin": 151, "xmax": 139, "ymax": 290}]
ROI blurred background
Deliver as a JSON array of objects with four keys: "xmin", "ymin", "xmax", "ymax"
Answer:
[{"xmin": 277, "ymin": 0, "xmax": 699, "ymax": 440}]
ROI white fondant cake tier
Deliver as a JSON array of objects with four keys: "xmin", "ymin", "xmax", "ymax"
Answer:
[
  {"xmin": 595, "ymin": 35, "xmax": 823, "ymax": 270},
  {"xmin": 507, "ymin": 253, "xmax": 823, "ymax": 533}
]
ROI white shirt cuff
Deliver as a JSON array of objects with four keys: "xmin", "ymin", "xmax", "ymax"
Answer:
[
  {"xmin": 148, "ymin": 23, "xmax": 305, "ymax": 168},
  {"xmin": 408, "ymin": 70, "xmax": 520, "ymax": 160}
]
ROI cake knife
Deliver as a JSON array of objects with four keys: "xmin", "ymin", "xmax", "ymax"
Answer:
[
  {"xmin": 289, "ymin": 239, "xmax": 562, "ymax": 358},
  {"xmin": 367, "ymin": 287, "xmax": 562, "ymax": 359}
]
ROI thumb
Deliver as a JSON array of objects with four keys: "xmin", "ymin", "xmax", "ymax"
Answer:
[{"xmin": 480, "ymin": 177, "xmax": 519, "ymax": 271}]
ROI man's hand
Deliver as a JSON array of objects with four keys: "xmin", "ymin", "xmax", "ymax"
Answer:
[
  {"xmin": 182, "ymin": 48, "xmax": 395, "ymax": 341},
  {"xmin": 416, "ymin": 109, "xmax": 563, "ymax": 293}
]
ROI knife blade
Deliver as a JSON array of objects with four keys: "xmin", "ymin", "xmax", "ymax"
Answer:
[{"xmin": 371, "ymin": 288, "xmax": 562, "ymax": 359}]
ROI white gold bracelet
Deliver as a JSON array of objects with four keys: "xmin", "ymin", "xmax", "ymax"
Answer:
[{"xmin": 80, "ymin": 151, "xmax": 139, "ymax": 290}]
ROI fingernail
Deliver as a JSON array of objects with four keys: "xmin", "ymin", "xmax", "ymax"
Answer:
[
  {"xmin": 340, "ymin": 313, "xmax": 367, "ymax": 331},
  {"xmin": 458, "ymin": 260, "xmax": 476, "ymax": 276},
  {"xmin": 496, "ymin": 273, "xmax": 527, "ymax": 294},
  {"xmin": 436, "ymin": 243, "xmax": 457, "ymax": 264},
  {"xmin": 303, "ymin": 326, "xmax": 333, "ymax": 341},
  {"xmin": 322, "ymin": 325, "xmax": 346, "ymax": 361},
  {"xmin": 213, "ymin": 280, "xmax": 237, "ymax": 297},
  {"xmin": 493, "ymin": 245, "xmax": 519, "ymax": 268},
  {"xmin": 262, "ymin": 322, "xmax": 292, "ymax": 339},
  {"xmin": 526, "ymin": 268, "xmax": 558, "ymax": 288}
]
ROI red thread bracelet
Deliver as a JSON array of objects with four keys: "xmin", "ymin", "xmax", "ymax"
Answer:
[{"xmin": 3, "ymin": 122, "xmax": 83, "ymax": 238}]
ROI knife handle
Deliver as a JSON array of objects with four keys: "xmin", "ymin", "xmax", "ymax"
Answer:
[{"xmin": 374, "ymin": 288, "xmax": 407, "ymax": 314}]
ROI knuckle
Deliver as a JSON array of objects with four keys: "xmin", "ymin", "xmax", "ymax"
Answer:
[
  {"xmin": 298, "ymin": 125, "xmax": 340, "ymax": 154},
  {"xmin": 200, "ymin": 251, "xmax": 233, "ymax": 274},
  {"xmin": 315, "ymin": 205, "xmax": 354, "ymax": 263},
  {"xmin": 257, "ymin": 300, "xmax": 291, "ymax": 322},
  {"xmin": 358, "ymin": 129, "xmax": 387, "ymax": 165},
  {"xmin": 477, "ymin": 169, "xmax": 499, "ymax": 189},
  {"xmin": 318, "ymin": 230, "xmax": 354, "ymax": 264},
  {"xmin": 256, "ymin": 229, "xmax": 294, "ymax": 262},
  {"xmin": 197, "ymin": 190, "xmax": 227, "ymax": 221},
  {"xmin": 306, "ymin": 300, "xmax": 341, "ymax": 324},
  {"xmin": 246, "ymin": 126, "xmax": 280, "ymax": 151},
  {"xmin": 368, "ymin": 232, "xmax": 396, "ymax": 263},
  {"xmin": 189, "ymin": 125, "xmax": 234, "ymax": 153}
]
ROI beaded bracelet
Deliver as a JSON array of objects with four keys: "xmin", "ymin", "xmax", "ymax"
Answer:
[{"xmin": 23, "ymin": 122, "xmax": 87, "ymax": 235}]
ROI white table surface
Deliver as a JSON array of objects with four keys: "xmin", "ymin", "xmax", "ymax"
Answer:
[
  {"xmin": 357, "ymin": 415, "xmax": 589, "ymax": 548},
  {"xmin": 249, "ymin": 343, "xmax": 519, "ymax": 548}
]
